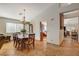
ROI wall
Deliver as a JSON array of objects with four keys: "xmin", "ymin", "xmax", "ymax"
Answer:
[
  {"xmin": 0, "ymin": 4, "xmax": 79, "ymax": 45},
  {"xmin": 31, "ymin": 20, "xmax": 40, "ymax": 40},
  {"xmin": 59, "ymin": 4, "xmax": 79, "ymax": 44},
  {"xmin": 47, "ymin": 4, "xmax": 60, "ymax": 45},
  {"xmin": 59, "ymin": 30, "xmax": 64, "ymax": 45},
  {"xmin": 31, "ymin": 4, "xmax": 60, "ymax": 45},
  {"xmin": 0, "ymin": 18, "xmax": 6, "ymax": 34},
  {"xmin": 2, "ymin": 4, "xmax": 78, "ymax": 45},
  {"xmin": 78, "ymin": 17, "xmax": 79, "ymax": 42},
  {"xmin": 0, "ymin": 17, "xmax": 22, "ymax": 40},
  {"xmin": 60, "ymin": 4, "xmax": 79, "ymax": 44},
  {"xmin": 31, "ymin": 4, "xmax": 54, "ymax": 40},
  {"xmin": 31, "ymin": 4, "xmax": 77, "ymax": 45}
]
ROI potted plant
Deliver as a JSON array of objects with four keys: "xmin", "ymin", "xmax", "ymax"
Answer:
[{"xmin": 21, "ymin": 29, "xmax": 26, "ymax": 34}]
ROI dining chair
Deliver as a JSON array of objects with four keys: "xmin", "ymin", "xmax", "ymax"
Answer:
[
  {"xmin": 0, "ymin": 36, "xmax": 5, "ymax": 49},
  {"xmin": 5, "ymin": 36, "xmax": 11, "ymax": 42},
  {"xmin": 25, "ymin": 34, "xmax": 35, "ymax": 49},
  {"xmin": 13, "ymin": 33, "xmax": 19, "ymax": 48}
]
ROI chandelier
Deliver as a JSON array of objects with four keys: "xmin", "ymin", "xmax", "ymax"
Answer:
[{"xmin": 19, "ymin": 9, "xmax": 31, "ymax": 30}]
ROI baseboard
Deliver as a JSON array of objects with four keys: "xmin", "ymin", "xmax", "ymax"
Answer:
[{"xmin": 47, "ymin": 42, "xmax": 59, "ymax": 47}]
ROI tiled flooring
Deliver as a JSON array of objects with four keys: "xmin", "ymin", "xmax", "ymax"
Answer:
[{"xmin": 0, "ymin": 36, "xmax": 79, "ymax": 56}]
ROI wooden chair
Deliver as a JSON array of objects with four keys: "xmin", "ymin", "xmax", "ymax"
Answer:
[
  {"xmin": 5, "ymin": 36, "xmax": 11, "ymax": 42},
  {"xmin": 13, "ymin": 33, "xmax": 19, "ymax": 48},
  {"xmin": 0, "ymin": 36, "xmax": 5, "ymax": 49},
  {"xmin": 13, "ymin": 33, "xmax": 24, "ymax": 50},
  {"xmin": 25, "ymin": 34, "xmax": 35, "ymax": 49},
  {"xmin": 0, "ymin": 35, "xmax": 11, "ymax": 49}
]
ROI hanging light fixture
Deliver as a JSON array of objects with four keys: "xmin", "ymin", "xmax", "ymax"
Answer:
[
  {"xmin": 23, "ymin": 9, "xmax": 26, "ymax": 30},
  {"xmin": 19, "ymin": 9, "xmax": 27, "ymax": 30},
  {"xmin": 18, "ymin": 9, "xmax": 27, "ymax": 35},
  {"xmin": 19, "ymin": 9, "xmax": 31, "ymax": 35}
]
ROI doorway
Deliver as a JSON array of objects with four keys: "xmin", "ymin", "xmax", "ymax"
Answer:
[
  {"xmin": 64, "ymin": 17, "xmax": 78, "ymax": 41},
  {"xmin": 40, "ymin": 21, "xmax": 47, "ymax": 41},
  {"xmin": 60, "ymin": 10, "xmax": 79, "ymax": 47}
]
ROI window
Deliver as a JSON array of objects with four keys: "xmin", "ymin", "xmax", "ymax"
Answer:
[{"xmin": 6, "ymin": 23, "xmax": 23, "ymax": 33}]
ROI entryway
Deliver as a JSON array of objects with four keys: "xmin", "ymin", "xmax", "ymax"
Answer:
[
  {"xmin": 40, "ymin": 21, "xmax": 47, "ymax": 41},
  {"xmin": 60, "ymin": 10, "xmax": 79, "ymax": 47}
]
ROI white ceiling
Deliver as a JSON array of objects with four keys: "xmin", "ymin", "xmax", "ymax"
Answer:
[
  {"xmin": 64, "ymin": 10, "xmax": 79, "ymax": 19},
  {"xmin": 0, "ymin": 3, "xmax": 77, "ymax": 21},
  {"xmin": 0, "ymin": 3, "xmax": 53, "ymax": 21},
  {"xmin": 60, "ymin": 3, "xmax": 72, "ymax": 8}
]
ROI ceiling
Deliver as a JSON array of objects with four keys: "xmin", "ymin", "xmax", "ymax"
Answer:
[
  {"xmin": 0, "ymin": 3, "xmax": 53, "ymax": 21},
  {"xmin": 60, "ymin": 3, "xmax": 72, "ymax": 8},
  {"xmin": 0, "ymin": 3, "xmax": 76, "ymax": 21},
  {"xmin": 64, "ymin": 10, "xmax": 79, "ymax": 19}
]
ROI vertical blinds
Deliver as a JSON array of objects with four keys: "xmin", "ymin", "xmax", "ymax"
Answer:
[{"xmin": 6, "ymin": 23, "xmax": 23, "ymax": 33}]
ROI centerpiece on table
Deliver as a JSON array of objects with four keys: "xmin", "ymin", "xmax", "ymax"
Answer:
[{"xmin": 21, "ymin": 29, "xmax": 27, "ymax": 37}]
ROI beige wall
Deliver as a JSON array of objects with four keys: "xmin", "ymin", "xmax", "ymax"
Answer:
[
  {"xmin": 78, "ymin": 17, "xmax": 79, "ymax": 42},
  {"xmin": 0, "ymin": 17, "xmax": 21, "ymax": 33},
  {"xmin": 31, "ymin": 4, "xmax": 79, "ymax": 45},
  {"xmin": 0, "ymin": 18, "xmax": 6, "ymax": 34},
  {"xmin": 31, "ymin": 4, "xmax": 60, "ymax": 45},
  {"xmin": 0, "ymin": 17, "xmax": 22, "ymax": 40},
  {"xmin": 1, "ymin": 4, "xmax": 79, "ymax": 45},
  {"xmin": 31, "ymin": 19, "xmax": 40, "ymax": 40},
  {"xmin": 47, "ymin": 4, "xmax": 60, "ymax": 45}
]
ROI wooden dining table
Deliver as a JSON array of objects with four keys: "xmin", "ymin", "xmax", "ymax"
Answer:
[{"xmin": 17, "ymin": 33, "xmax": 35, "ymax": 50}]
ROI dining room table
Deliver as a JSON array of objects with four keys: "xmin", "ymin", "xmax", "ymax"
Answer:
[
  {"xmin": 17, "ymin": 34, "xmax": 29, "ymax": 49},
  {"xmin": 17, "ymin": 33, "xmax": 35, "ymax": 50}
]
